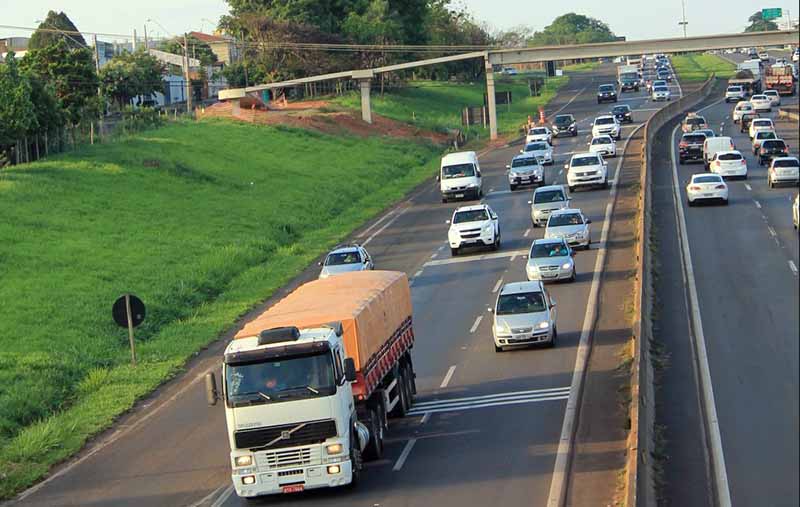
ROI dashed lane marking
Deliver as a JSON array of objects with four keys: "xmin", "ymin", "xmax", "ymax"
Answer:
[
  {"xmin": 492, "ymin": 278, "xmax": 504, "ymax": 293},
  {"xmin": 768, "ymin": 226, "xmax": 777, "ymax": 237},
  {"xmin": 790, "ymin": 261, "xmax": 798, "ymax": 275},
  {"xmin": 524, "ymin": 228, "xmax": 531, "ymax": 237},
  {"xmin": 745, "ymin": 183, "xmax": 752, "ymax": 191},
  {"xmin": 440, "ymin": 366, "xmax": 457, "ymax": 388},
  {"xmin": 424, "ymin": 249, "xmax": 528, "ymax": 267},
  {"xmin": 393, "ymin": 438, "xmax": 417, "ymax": 471},
  {"xmin": 754, "ymin": 200, "xmax": 762, "ymax": 209},
  {"xmin": 469, "ymin": 316, "xmax": 483, "ymax": 334}
]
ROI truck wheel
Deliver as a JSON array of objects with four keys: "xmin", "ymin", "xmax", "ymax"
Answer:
[
  {"xmin": 362, "ymin": 407, "xmax": 384, "ymax": 461},
  {"xmin": 389, "ymin": 369, "xmax": 410, "ymax": 418},
  {"xmin": 349, "ymin": 435, "xmax": 362, "ymax": 487},
  {"xmin": 404, "ymin": 362, "xmax": 417, "ymax": 397}
]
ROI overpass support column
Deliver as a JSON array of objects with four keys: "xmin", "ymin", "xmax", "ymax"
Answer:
[
  {"xmin": 353, "ymin": 70, "xmax": 376, "ymax": 124},
  {"xmin": 485, "ymin": 55, "xmax": 498, "ymax": 140},
  {"xmin": 230, "ymin": 98, "xmax": 241, "ymax": 116}
]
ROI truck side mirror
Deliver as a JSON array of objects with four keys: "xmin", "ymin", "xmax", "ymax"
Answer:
[
  {"xmin": 205, "ymin": 372, "xmax": 219, "ymax": 406},
  {"xmin": 344, "ymin": 358, "xmax": 357, "ymax": 382}
]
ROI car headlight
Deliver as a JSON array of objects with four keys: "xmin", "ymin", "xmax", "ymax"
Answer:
[
  {"xmin": 562, "ymin": 262, "xmax": 572, "ymax": 270},
  {"xmin": 326, "ymin": 443, "xmax": 344, "ymax": 455},
  {"xmin": 467, "ymin": 183, "xmax": 479, "ymax": 188},
  {"xmin": 537, "ymin": 321, "xmax": 550, "ymax": 330},
  {"xmin": 235, "ymin": 455, "xmax": 253, "ymax": 467}
]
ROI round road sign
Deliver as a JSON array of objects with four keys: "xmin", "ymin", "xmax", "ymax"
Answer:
[{"xmin": 112, "ymin": 294, "xmax": 146, "ymax": 328}]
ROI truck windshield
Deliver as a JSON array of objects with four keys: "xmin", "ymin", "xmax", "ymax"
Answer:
[
  {"xmin": 442, "ymin": 163, "xmax": 475, "ymax": 179},
  {"xmin": 226, "ymin": 352, "xmax": 336, "ymax": 407}
]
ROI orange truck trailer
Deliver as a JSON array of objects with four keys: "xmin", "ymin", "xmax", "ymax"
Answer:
[{"xmin": 764, "ymin": 65, "xmax": 796, "ymax": 96}]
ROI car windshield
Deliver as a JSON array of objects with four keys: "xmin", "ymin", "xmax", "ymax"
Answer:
[
  {"xmin": 774, "ymin": 159, "xmax": 799, "ymax": 167},
  {"xmin": 595, "ymin": 117, "xmax": 615, "ymax": 125},
  {"xmin": 693, "ymin": 175, "xmax": 722, "ymax": 184},
  {"xmin": 548, "ymin": 213, "xmax": 584, "ymax": 227},
  {"xmin": 530, "ymin": 128, "xmax": 547, "ymax": 135},
  {"xmin": 225, "ymin": 353, "xmax": 335, "ymax": 407},
  {"xmin": 753, "ymin": 120, "xmax": 772, "ymax": 127},
  {"xmin": 325, "ymin": 251, "xmax": 361, "ymax": 265},
  {"xmin": 592, "ymin": 137, "xmax": 612, "ymax": 145},
  {"xmin": 599, "ymin": 85, "xmax": 615, "ymax": 92},
  {"xmin": 728, "ymin": 87, "xmax": 742, "ymax": 92},
  {"xmin": 718, "ymin": 153, "xmax": 742, "ymax": 161},
  {"xmin": 453, "ymin": 209, "xmax": 489, "ymax": 223},
  {"xmin": 534, "ymin": 190, "xmax": 566, "ymax": 203},
  {"xmin": 531, "ymin": 242, "xmax": 569, "ymax": 258},
  {"xmin": 525, "ymin": 142, "xmax": 549, "ymax": 151},
  {"xmin": 496, "ymin": 292, "xmax": 546, "ymax": 315},
  {"xmin": 737, "ymin": 104, "xmax": 753, "ymax": 110},
  {"xmin": 762, "ymin": 141, "xmax": 786, "ymax": 150},
  {"xmin": 654, "ymin": 86, "xmax": 669, "ymax": 92},
  {"xmin": 572, "ymin": 156, "xmax": 600, "ymax": 167},
  {"xmin": 512, "ymin": 157, "xmax": 539, "ymax": 168},
  {"xmin": 756, "ymin": 131, "xmax": 777, "ymax": 140},
  {"xmin": 696, "ymin": 130, "xmax": 714, "ymax": 137},
  {"xmin": 752, "ymin": 95, "xmax": 767, "ymax": 100},
  {"xmin": 765, "ymin": 91, "xmax": 778, "ymax": 96},
  {"xmin": 612, "ymin": 106, "xmax": 629, "ymax": 114},
  {"xmin": 683, "ymin": 134, "xmax": 706, "ymax": 143},
  {"xmin": 685, "ymin": 117, "xmax": 705, "ymax": 126},
  {"xmin": 442, "ymin": 163, "xmax": 475, "ymax": 179},
  {"xmin": 554, "ymin": 115, "xmax": 573, "ymax": 125}
]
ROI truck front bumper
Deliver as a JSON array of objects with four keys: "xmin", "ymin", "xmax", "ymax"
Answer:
[{"xmin": 233, "ymin": 459, "xmax": 353, "ymax": 498}]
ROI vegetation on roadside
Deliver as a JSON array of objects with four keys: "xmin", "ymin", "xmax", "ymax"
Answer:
[
  {"xmin": 670, "ymin": 53, "xmax": 736, "ymax": 82},
  {"xmin": 0, "ymin": 120, "xmax": 441, "ymax": 498}
]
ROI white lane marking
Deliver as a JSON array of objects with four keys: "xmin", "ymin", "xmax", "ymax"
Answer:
[
  {"xmin": 357, "ymin": 208, "xmax": 399, "ymax": 238},
  {"xmin": 407, "ymin": 392, "xmax": 570, "ymax": 416},
  {"xmin": 362, "ymin": 206, "xmax": 409, "ymax": 246},
  {"xmin": 524, "ymin": 228, "xmax": 531, "ymax": 237},
  {"xmin": 492, "ymin": 278, "xmax": 504, "ymax": 293},
  {"xmin": 768, "ymin": 226, "xmax": 777, "ymax": 237},
  {"xmin": 419, "ymin": 412, "xmax": 431, "ymax": 424},
  {"xmin": 744, "ymin": 183, "xmax": 752, "ymax": 191},
  {"xmin": 469, "ymin": 315, "xmax": 483, "ymax": 334},
  {"xmin": 440, "ymin": 365, "xmax": 457, "ymax": 388},
  {"xmin": 210, "ymin": 485, "xmax": 234, "ymax": 507},
  {"xmin": 754, "ymin": 200, "xmax": 762, "ymax": 209},
  {"xmin": 430, "ymin": 252, "xmax": 438, "ymax": 259},
  {"xmin": 414, "ymin": 269, "xmax": 423, "ymax": 278},
  {"xmin": 438, "ymin": 245, "xmax": 445, "ymax": 251},
  {"xmin": 548, "ymin": 86, "xmax": 587, "ymax": 118},
  {"xmin": 393, "ymin": 438, "xmax": 417, "ymax": 471},
  {"xmin": 188, "ymin": 484, "xmax": 228, "ymax": 507},
  {"xmin": 510, "ymin": 252, "xmax": 518, "ymax": 262},
  {"xmin": 425, "ymin": 249, "xmax": 528, "ymax": 267},
  {"xmin": 558, "ymin": 169, "xmax": 564, "ymax": 176},
  {"xmin": 670, "ymin": 124, "xmax": 733, "ymax": 507},
  {"xmin": 413, "ymin": 386, "xmax": 571, "ymax": 410},
  {"xmin": 489, "ymin": 187, "xmax": 495, "ymax": 192},
  {"xmin": 487, "ymin": 189, "xmax": 512, "ymax": 196},
  {"xmin": 546, "ymin": 122, "xmax": 645, "ymax": 507},
  {"xmin": 790, "ymin": 260, "xmax": 798, "ymax": 275}
]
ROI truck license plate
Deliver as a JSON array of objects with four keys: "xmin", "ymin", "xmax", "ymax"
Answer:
[{"xmin": 282, "ymin": 484, "xmax": 305, "ymax": 494}]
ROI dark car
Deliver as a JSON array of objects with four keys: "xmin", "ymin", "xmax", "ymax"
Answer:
[
  {"xmin": 759, "ymin": 139, "xmax": 789, "ymax": 166},
  {"xmin": 611, "ymin": 104, "xmax": 633, "ymax": 123},
  {"xmin": 597, "ymin": 84, "xmax": 618, "ymax": 104},
  {"xmin": 678, "ymin": 133, "xmax": 707, "ymax": 164},
  {"xmin": 551, "ymin": 114, "xmax": 577, "ymax": 137},
  {"xmin": 657, "ymin": 70, "xmax": 673, "ymax": 82},
  {"xmin": 739, "ymin": 113, "xmax": 758, "ymax": 132}
]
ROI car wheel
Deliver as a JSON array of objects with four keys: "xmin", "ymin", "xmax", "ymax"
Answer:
[
  {"xmin": 568, "ymin": 186, "xmax": 575, "ymax": 192},
  {"xmin": 679, "ymin": 158, "xmax": 685, "ymax": 165},
  {"xmin": 549, "ymin": 327, "xmax": 557, "ymax": 348},
  {"xmin": 603, "ymin": 178, "xmax": 610, "ymax": 189},
  {"xmin": 492, "ymin": 235, "xmax": 500, "ymax": 251},
  {"xmin": 723, "ymin": 198, "xmax": 729, "ymax": 206},
  {"xmin": 450, "ymin": 247, "xmax": 459, "ymax": 256},
  {"xmin": 769, "ymin": 178, "xmax": 773, "ymax": 188},
  {"xmin": 494, "ymin": 344, "xmax": 503, "ymax": 353},
  {"xmin": 510, "ymin": 184, "xmax": 517, "ymax": 191},
  {"xmin": 441, "ymin": 197, "xmax": 447, "ymax": 203},
  {"xmin": 573, "ymin": 131, "xmax": 578, "ymax": 137},
  {"xmin": 687, "ymin": 199, "xmax": 694, "ymax": 207},
  {"xmin": 569, "ymin": 268, "xmax": 576, "ymax": 283}
]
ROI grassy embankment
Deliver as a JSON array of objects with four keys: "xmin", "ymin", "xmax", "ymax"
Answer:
[
  {"xmin": 670, "ymin": 53, "xmax": 737, "ymax": 82},
  {"xmin": 0, "ymin": 120, "xmax": 441, "ymax": 498}
]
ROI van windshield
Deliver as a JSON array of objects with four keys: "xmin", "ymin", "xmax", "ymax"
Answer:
[{"xmin": 442, "ymin": 163, "xmax": 475, "ymax": 179}]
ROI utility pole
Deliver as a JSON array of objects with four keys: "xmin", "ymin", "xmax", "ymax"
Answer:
[
  {"xmin": 133, "ymin": 29, "xmax": 137, "ymax": 51},
  {"xmin": 184, "ymin": 33, "xmax": 193, "ymax": 115},
  {"xmin": 92, "ymin": 34, "xmax": 100, "ymax": 72},
  {"xmin": 679, "ymin": 0, "xmax": 688, "ymax": 38},
  {"xmin": 143, "ymin": 24, "xmax": 148, "ymax": 49}
]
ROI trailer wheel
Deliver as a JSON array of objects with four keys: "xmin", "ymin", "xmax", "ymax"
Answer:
[{"xmin": 362, "ymin": 407, "xmax": 384, "ymax": 461}]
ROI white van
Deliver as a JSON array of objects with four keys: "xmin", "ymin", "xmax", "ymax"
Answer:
[
  {"xmin": 703, "ymin": 136, "xmax": 735, "ymax": 170},
  {"xmin": 439, "ymin": 151, "xmax": 483, "ymax": 202}
]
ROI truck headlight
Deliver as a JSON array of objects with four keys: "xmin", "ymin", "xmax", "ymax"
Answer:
[
  {"xmin": 241, "ymin": 475, "xmax": 256, "ymax": 485},
  {"xmin": 326, "ymin": 443, "xmax": 344, "ymax": 455},
  {"xmin": 235, "ymin": 455, "xmax": 253, "ymax": 467},
  {"xmin": 537, "ymin": 321, "xmax": 550, "ymax": 330}
]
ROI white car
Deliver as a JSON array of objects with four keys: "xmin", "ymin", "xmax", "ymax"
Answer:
[
  {"xmin": 759, "ymin": 52, "xmax": 769, "ymax": 62},
  {"xmin": 447, "ymin": 204, "xmax": 500, "ymax": 256},
  {"xmin": 793, "ymin": 194, "xmax": 799, "ymax": 229},
  {"xmin": 526, "ymin": 126, "xmax": 552, "ymax": 145},
  {"xmin": 589, "ymin": 135, "xmax": 617, "ymax": 157},
  {"xmin": 318, "ymin": 244, "xmax": 374, "ymax": 278},
  {"xmin": 686, "ymin": 173, "xmax": 728, "ymax": 206},
  {"xmin": 529, "ymin": 185, "xmax": 571, "ymax": 227},
  {"xmin": 526, "ymin": 238, "xmax": 576, "ymax": 282},
  {"xmin": 490, "ymin": 281, "xmax": 557, "ymax": 351},
  {"xmin": 749, "ymin": 118, "xmax": 775, "ymax": 139},
  {"xmin": 749, "ymin": 94, "xmax": 772, "ymax": 112},
  {"xmin": 591, "ymin": 115, "xmax": 621, "ymax": 140},
  {"xmin": 544, "ymin": 208, "xmax": 592, "ymax": 249},
  {"xmin": 521, "ymin": 140, "xmax": 554, "ymax": 165},
  {"xmin": 732, "ymin": 101, "xmax": 755, "ymax": 123},
  {"xmin": 708, "ymin": 150, "xmax": 748, "ymax": 179},
  {"xmin": 566, "ymin": 152, "xmax": 608, "ymax": 191},
  {"xmin": 763, "ymin": 89, "xmax": 781, "ymax": 107},
  {"xmin": 725, "ymin": 85, "xmax": 746, "ymax": 102},
  {"xmin": 752, "ymin": 130, "xmax": 778, "ymax": 154},
  {"xmin": 652, "ymin": 85, "xmax": 671, "ymax": 101},
  {"xmin": 507, "ymin": 153, "xmax": 545, "ymax": 190},
  {"xmin": 768, "ymin": 157, "xmax": 800, "ymax": 188}
]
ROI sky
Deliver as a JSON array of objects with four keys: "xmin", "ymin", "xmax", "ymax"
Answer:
[{"xmin": 1, "ymin": 0, "xmax": 797, "ymax": 43}]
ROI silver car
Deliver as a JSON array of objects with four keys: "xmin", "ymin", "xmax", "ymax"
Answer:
[
  {"xmin": 526, "ymin": 238, "xmax": 576, "ymax": 282},
  {"xmin": 521, "ymin": 141, "xmax": 554, "ymax": 165},
  {"xmin": 544, "ymin": 209, "xmax": 592, "ymax": 249},
  {"xmin": 318, "ymin": 244, "xmax": 373, "ymax": 278},
  {"xmin": 490, "ymin": 281, "xmax": 557, "ymax": 352},
  {"xmin": 507, "ymin": 153, "xmax": 545, "ymax": 190},
  {"xmin": 528, "ymin": 185, "xmax": 570, "ymax": 227}
]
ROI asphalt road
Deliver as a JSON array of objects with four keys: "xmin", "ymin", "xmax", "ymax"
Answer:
[
  {"xmin": 652, "ymin": 72, "xmax": 799, "ymax": 506},
  {"xmin": 11, "ymin": 64, "xmax": 678, "ymax": 507}
]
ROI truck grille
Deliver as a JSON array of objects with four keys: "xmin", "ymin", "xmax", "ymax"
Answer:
[
  {"xmin": 256, "ymin": 447, "xmax": 319, "ymax": 471},
  {"xmin": 235, "ymin": 420, "xmax": 337, "ymax": 450}
]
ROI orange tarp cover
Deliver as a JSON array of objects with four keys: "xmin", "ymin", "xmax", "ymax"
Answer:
[{"xmin": 235, "ymin": 271, "xmax": 412, "ymax": 371}]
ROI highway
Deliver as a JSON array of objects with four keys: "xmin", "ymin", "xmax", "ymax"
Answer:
[
  {"xmin": 651, "ymin": 63, "xmax": 799, "ymax": 506},
  {"xmin": 10, "ymin": 64, "xmax": 679, "ymax": 507}
]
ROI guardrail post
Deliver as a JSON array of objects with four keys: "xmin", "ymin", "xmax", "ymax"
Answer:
[{"xmin": 485, "ymin": 54, "xmax": 498, "ymax": 140}]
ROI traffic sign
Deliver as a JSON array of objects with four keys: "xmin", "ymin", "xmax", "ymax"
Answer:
[
  {"xmin": 762, "ymin": 8, "xmax": 782, "ymax": 20},
  {"xmin": 112, "ymin": 294, "xmax": 145, "ymax": 366}
]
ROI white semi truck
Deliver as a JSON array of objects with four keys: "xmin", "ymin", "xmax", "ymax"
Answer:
[{"xmin": 206, "ymin": 271, "xmax": 416, "ymax": 500}]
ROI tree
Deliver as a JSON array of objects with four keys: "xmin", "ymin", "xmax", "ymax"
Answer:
[
  {"xmin": 745, "ymin": 11, "xmax": 779, "ymax": 32},
  {"xmin": 100, "ymin": 50, "xmax": 165, "ymax": 109},
  {"xmin": 20, "ymin": 40, "xmax": 99, "ymax": 124},
  {"xmin": 493, "ymin": 25, "xmax": 535, "ymax": 48},
  {"xmin": 0, "ymin": 54, "xmax": 36, "ymax": 156},
  {"xmin": 29, "ymin": 11, "xmax": 87, "ymax": 50},
  {"xmin": 529, "ymin": 13, "xmax": 616, "ymax": 46},
  {"xmin": 221, "ymin": 60, "xmax": 264, "ymax": 88},
  {"xmin": 160, "ymin": 36, "xmax": 218, "ymax": 66}
]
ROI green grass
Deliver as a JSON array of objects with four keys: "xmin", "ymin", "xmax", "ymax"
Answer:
[
  {"xmin": 671, "ymin": 53, "xmax": 736, "ymax": 82},
  {"xmin": 333, "ymin": 75, "xmax": 569, "ymax": 136},
  {"xmin": 0, "ymin": 119, "xmax": 441, "ymax": 498}
]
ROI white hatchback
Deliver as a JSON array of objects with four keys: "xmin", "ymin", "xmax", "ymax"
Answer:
[
  {"xmin": 732, "ymin": 101, "xmax": 754, "ymax": 123},
  {"xmin": 526, "ymin": 126, "xmax": 552, "ymax": 145},
  {"xmin": 763, "ymin": 89, "xmax": 781, "ymax": 107},
  {"xmin": 686, "ymin": 173, "xmax": 728, "ymax": 206},
  {"xmin": 768, "ymin": 157, "xmax": 800, "ymax": 188},
  {"xmin": 589, "ymin": 135, "xmax": 617, "ymax": 157},
  {"xmin": 749, "ymin": 94, "xmax": 772, "ymax": 112},
  {"xmin": 709, "ymin": 150, "xmax": 748, "ymax": 179},
  {"xmin": 749, "ymin": 118, "xmax": 775, "ymax": 139}
]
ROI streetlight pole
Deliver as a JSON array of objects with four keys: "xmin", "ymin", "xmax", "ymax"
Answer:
[
  {"xmin": 147, "ymin": 19, "xmax": 193, "ymax": 115},
  {"xmin": 679, "ymin": 0, "xmax": 688, "ymax": 38}
]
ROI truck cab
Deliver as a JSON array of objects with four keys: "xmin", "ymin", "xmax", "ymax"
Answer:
[{"xmin": 438, "ymin": 151, "xmax": 482, "ymax": 202}]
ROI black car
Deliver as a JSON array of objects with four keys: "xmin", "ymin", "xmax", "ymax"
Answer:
[
  {"xmin": 611, "ymin": 104, "xmax": 633, "ymax": 123},
  {"xmin": 759, "ymin": 139, "xmax": 789, "ymax": 165},
  {"xmin": 657, "ymin": 71, "xmax": 672, "ymax": 82},
  {"xmin": 678, "ymin": 132, "xmax": 707, "ymax": 164},
  {"xmin": 597, "ymin": 84, "xmax": 618, "ymax": 103},
  {"xmin": 551, "ymin": 114, "xmax": 577, "ymax": 137}
]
